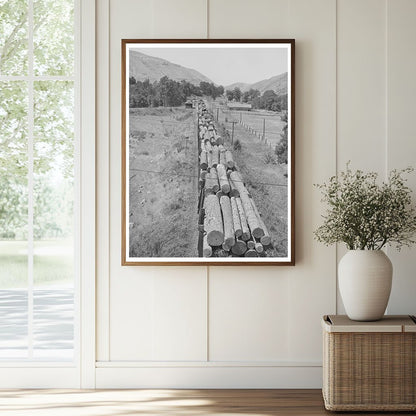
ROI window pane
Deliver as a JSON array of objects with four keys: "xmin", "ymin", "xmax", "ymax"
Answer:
[
  {"xmin": 33, "ymin": 0, "xmax": 74, "ymax": 76},
  {"xmin": 0, "ymin": 289, "xmax": 28, "ymax": 359},
  {"xmin": 0, "ymin": 80, "xmax": 28, "ymax": 265},
  {"xmin": 33, "ymin": 288, "xmax": 74, "ymax": 360},
  {"xmin": 0, "ymin": 81, "xmax": 28, "ymax": 359},
  {"xmin": 33, "ymin": 80, "xmax": 74, "ymax": 359},
  {"xmin": 0, "ymin": 0, "xmax": 28, "ymax": 76}
]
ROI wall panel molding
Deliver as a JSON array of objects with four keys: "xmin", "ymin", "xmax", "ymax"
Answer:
[{"xmin": 96, "ymin": 366, "xmax": 322, "ymax": 388}]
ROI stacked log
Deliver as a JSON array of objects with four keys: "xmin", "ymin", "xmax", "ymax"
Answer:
[
  {"xmin": 205, "ymin": 169, "xmax": 219, "ymax": 194},
  {"xmin": 245, "ymin": 248, "xmax": 258, "ymax": 257},
  {"xmin": 230, "ymin": 172, "xmax": 264, "ymax": 239},
  {"xmin": 247, "ymin": 237, "xmax": 255, "ymax": 250},
  {"xmin": 231, "ymin": 239, "xmax": 247, "ymax": 255},
  {"xmin": 204, "ymin": 194, "xmax": 224, "ymax": 246},
  {"xmin": 219, "ymin": 151, "xmax": 226, "ymax": 166},
  {"xmin": 212, "ymin": 146, "xmax": 219, "ymax": 167},
  {"xmin": 225, "ymin": 150, "xmax": 234, "ymax": 169},
  {"xmin": 203, "ymin": 235, "xmax": 212, "ymax": 257},
  {"xmin": 235, "ymin": 197, "xmax": 251, "ymax": 241},
  {"xmin": 196, "ymin": 100, "xmax": 273, "ymax": 258},
  {"xmin": 220, "ymin": 196, "xmax": 235, "ymax": 250},
  {"xmin": 230, "ymin": 197, "xmax": 242, "ymax": 239},
  {"xmin": 200, "ymin": 150, "xmax": 208, "ymax": 170},
  {"xmin": 255, "ymin": 239, "xmax": 264, "ymax": 253},
  {"xmin": 250, "ymin": 197, "xmax": 271, "ymax": 246},
  {"xmin": 216, "ymin": 164, "xmax": 230, "ymax": 194},
  {"xmin": 207, "ymin": 151, "xmax": 213, "ymax": 169},
  {"xmin": 228, "ymin": 176, "xmax": 240, "ymax": 197}
]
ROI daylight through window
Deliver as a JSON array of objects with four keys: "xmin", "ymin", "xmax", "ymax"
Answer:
[{"xmin": 0, "ymin": 0, "xmax": 77, "ymax": 361}]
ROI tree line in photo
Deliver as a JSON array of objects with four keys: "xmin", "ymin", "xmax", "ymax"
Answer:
[
  {"xmin": 129, "ymin": 76, "xmax": 288, "ymax": 113},
  {"xmin": 225, "ymin": 87, "xmax": 288, "ymax": 112},
  {"xmin": 129, "ymin": 76, "xmax": 225, "ymax": 107}
]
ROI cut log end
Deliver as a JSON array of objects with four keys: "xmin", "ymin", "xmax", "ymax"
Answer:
[
  {"xmin": 203, "ymin": 235, "xmax": 212, "ymax": 257},
  {"xmin": 231, "ymin": 239, "xmax": 247, "ymax": 256},
  {"xmin": 247, "ymin": 239, "xmax": 255, "ymax": 250},
  {"xmin": 207, "ymin": 230, "xmax": 223, "ymax": 247},
  {"xmin": 252, "ymin": 227, "xmax": 264, "ymax": 239},
  {"xmin": 260, "ymin": 235, "xmax": 272, "ymax": 246},
  {"xmin": 255, "ymin": 242, "xmax": 264, "ymax": 253},
  {"xmin": 215, "ymin": 248, "xmax": 229, "ymax": 257}
]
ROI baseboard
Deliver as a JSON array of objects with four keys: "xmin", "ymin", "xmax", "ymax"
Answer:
[{"xmin": 95, "ymin": 365, "xmax": 323, "ymax": 388}]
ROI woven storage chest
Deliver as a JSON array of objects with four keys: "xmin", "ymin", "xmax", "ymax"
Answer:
[{"xmin": 322, "ymin": 315, "xmax": 416, "ymax": 411}]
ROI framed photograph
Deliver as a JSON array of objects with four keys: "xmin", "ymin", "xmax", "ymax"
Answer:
[{"xmin": 122, "ymin": 39, "xmax": 295, "ymax": 265}]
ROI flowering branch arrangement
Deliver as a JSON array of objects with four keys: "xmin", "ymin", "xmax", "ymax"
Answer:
[{"xmin": 314, "ymin": 164, "xmax": 416, "ymax": 250}]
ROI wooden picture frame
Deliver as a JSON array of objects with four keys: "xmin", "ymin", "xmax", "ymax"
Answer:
[{"xmin": 122, "ymin": 39, "xmax": 295, "ymax": 265}]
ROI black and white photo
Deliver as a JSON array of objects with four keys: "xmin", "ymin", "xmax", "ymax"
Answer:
[{"xmin": 122, "ymin": 40, "xmax": 295, "ymax": 265}]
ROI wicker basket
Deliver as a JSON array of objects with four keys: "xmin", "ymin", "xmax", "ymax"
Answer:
[{"xmin": 322, "ymin": 315, "xmax": 416, "ymax": 411}]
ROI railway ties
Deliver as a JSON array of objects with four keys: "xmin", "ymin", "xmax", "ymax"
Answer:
[{"xmin": 196, "ymin": 100, "xmax": 272, "ymax": 258}]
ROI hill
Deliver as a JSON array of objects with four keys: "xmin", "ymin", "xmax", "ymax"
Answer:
[
  {"xmin": 129, "ymin": 50, "xmax": 213, "ymax": 85},
  {"xmin": 225, "ymin": 82, "xmax": 250, "ymax": 91},
  {"xmin": 250, "ymin": 72, "xmax": 287, "ymax": 95},
  {"xmin": 225, "ymin": 72, "xmax": 288, "ymax": 95}
]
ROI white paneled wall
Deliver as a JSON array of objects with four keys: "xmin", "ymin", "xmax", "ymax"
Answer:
[
  {"xmin": 337, "ymin": 0, "xmax": 387, "ymax": 172},
  {"xmin": 386, "ymin": 0, "xmax": 416, "ymax": 314},
  {"xmin": 208, "ymin": 267, "xmax": 290, "ymax": 362},
  {"xmin": 95, "ymin": 0, "xmax": 416, "ymax": 388},
  {"xmin": 335, "ymin": 0, "xmax": 388, "ymax": 312}
]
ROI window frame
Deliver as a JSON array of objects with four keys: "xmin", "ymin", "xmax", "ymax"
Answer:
[{"xmin": 0, "ymin": 0, "xmax": 96, "ymax": 388}]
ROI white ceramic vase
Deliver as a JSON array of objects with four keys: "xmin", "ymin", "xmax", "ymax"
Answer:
[{"xmin": 338, "ymin": 250, "xmax": 393, "ymax": 321}]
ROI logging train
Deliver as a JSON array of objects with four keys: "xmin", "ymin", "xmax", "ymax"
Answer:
[{"xmin": 197, "ymin": 101, "xmax": 272, "ymax": 258}]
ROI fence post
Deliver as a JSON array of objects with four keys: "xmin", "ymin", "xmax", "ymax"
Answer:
[
  {"xmin": 231, "ymin": 121, "xmax": 235, "ymax": 145},
  {"xmin": 197, "ymin": 106, "xmax": 201, "ymax": 186}
]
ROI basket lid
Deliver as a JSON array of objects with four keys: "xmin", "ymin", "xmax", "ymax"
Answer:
[{"xmin": 322, "ymin": 315, "xmax": 416, "ymax": 333}]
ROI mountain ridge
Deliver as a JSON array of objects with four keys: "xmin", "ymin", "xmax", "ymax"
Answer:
[
  {"xmin": 225, "ymin": 72, "xmax": 288, "ymax": 95},
  {"xmin": 129, "ymin": 50, "xmax": 213, "ymax": 85}
]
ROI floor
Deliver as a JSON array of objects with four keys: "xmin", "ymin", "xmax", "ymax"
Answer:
[{"xmin": 0, "ymin": 389, "xmax": 413, "ymax": 416}]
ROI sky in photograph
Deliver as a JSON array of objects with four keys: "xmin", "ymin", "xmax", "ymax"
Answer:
[{"xmin": 131, "ymin": 45, "xmax": 289, "ymax": 86}]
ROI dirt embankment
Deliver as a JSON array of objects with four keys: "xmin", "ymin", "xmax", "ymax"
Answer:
[{"xmin": 129, "ymin": 107, "xmax": 199, "ymax": 257}]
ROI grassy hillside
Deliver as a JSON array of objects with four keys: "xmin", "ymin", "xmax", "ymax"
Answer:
[
  {"xmin": 129, "ymin": 107, "xmax": 199, "ymax": 257},
  {"xmin": 250, "ymin": 72, "xmax": 287, "ymax": 95},
  {"xmin": 226, "ymin": 72, "xmax": 288, "ymax": 95},
  {"xmin": 225, "ymin": 82, "xmax": 250, "ymax": 91},
  {"xmin": 130, "ymin": 50, "xmax": 213, "ymax": 85}
]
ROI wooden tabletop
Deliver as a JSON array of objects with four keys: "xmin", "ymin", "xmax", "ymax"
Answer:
[{"xmin": 323, "ymin": 315, "xmax": 416, "ymax": 333}]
